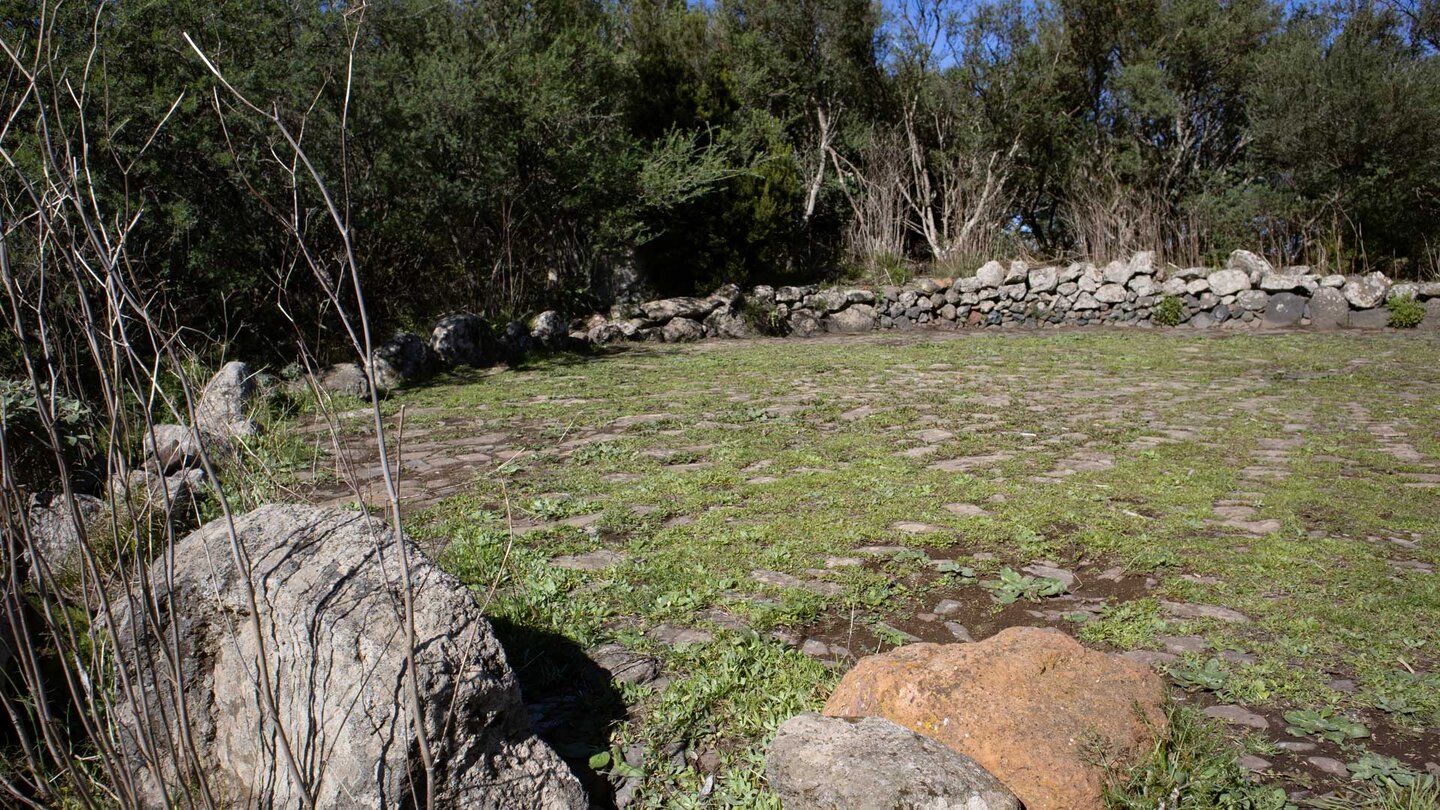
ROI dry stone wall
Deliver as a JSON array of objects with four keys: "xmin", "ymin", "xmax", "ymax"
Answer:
[
  {"xmin": 599, "ymin": 250, "xmax": 1436, "ymax": 344},
  {"xmin": 351, "ymin": 250, "xmax": 1437, "ymax": 391}
]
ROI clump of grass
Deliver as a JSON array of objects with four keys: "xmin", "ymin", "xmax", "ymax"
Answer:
[
  {"xmin": 1386, "ymin": 295, "xmax": 1425, "ymax": 328},
  {"xmin": 1080, "ymin": 598, "xmax": 1165, "ymax": 649},
  {"xmin": 1105, "ymin": 704, "xmax": 1292, "ymax": 810},
  {"xmin": 1152, "ymin": 295, "xmax": 1186, "ymax": 327}
]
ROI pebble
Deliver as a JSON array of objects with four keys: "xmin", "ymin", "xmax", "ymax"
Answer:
[
  {"xmin": 1238, "ymin": 755, "xmax": 1272, "ymax": 773},
  {"xmin": 1204, "ymin": 705, "xmax": 1269, "ymax": 730}
]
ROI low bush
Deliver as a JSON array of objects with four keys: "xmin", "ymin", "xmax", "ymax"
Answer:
[
  {"xmin": 1387, "ymin": 295, "xmax": 1425, "ymax": 328},
  {"xmin": 1152, "ymin": 296, "xmax": 1186, "ymax": 326}
]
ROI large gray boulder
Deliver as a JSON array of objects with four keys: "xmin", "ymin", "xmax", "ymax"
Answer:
[
  {"xmin": 1094, "ymin": 283, "xmax": 1129, "ymax": 304},
  {"xmin": 194, "ymin": 361, "xmax": 260, "ymax": 442},
  {"xmin": 370, "ymin": 331, "xmax": 438, "ymax": 391},
  {"xmin": 317, "ymin": 362, "xmax": 370, "ymax": 399},
  {"xmin": 1227, "ymin": 250, "xmax": 1273, "ymax": 282},
  {"xmin": 661, "ymin": 316, "xmax": 705, "ymax": 343},
  {"xmin": 1028, "ymin": 266, "xmax": 1058, "ymax": 293},
  {"xmin": 1263, "ymin": 292, "xmax": 1306, "ymax": 326},
  {"xmin": 642, "ymin": 296, "xmax": 718, "ymax": 321},
  {"xmin": 1102, "ymin": 259, "xmax": 1135, "ymax": 286},
  {"xmin": 767, "ymin": 713, "xmax": 1018, "ymax": 810},
  {"xmin": 826, "ymin": 304, "xmax": 877, "ymax": 333},
  {"xmin": 1207, "ymin": 269, "xmax": 1252, "ymax": 297},
  {"xmin": 806, "ymin": 289, "xmax": 849, "ymax": 314},
  {"xmin": 144, "ymin": 423, "xmax": 203, "ymax": 473},
  {"xmin": 529, "ymin": 310, "xmax": 569, "ymax": 351},
  {"xmin": 113, "ymin": 505, "xmax": 585, "ymax": 809},
  {"xmin": 704, "ymin": 307, "xmax": 756, "ymax": 339},
  {"xmin": 1306, "ymin": 287, "xmax": 1350, "ymax": 329},
  {"xmin": 24, "ymin": 491, "xmax": 106, "ymax": 575},
  {"xmin": 1343, "ymin": 272, "xmax": 1390, "ymax": 309},
  {"xmin": 431, "ymin": 313, "xmax": 495, "ymax": 367},
  {"xmin": 975, "ymin": 261, "xmax": 1006, "ymax": 288}
]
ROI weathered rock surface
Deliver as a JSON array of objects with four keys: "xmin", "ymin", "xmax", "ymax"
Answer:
[
  {"xmin": 642, "ymin": 296, "xmax": 718, "ymax": 321},
  {"xmin": 823, "ymin": 627, "xmax": 1166, "ymax": 810},
  {"xmin": 370, "ymin": 331, "xmax": 438, "ymax": 391},
  {"xmin": 1306, "ymin": 287, "xmax": 1350, "ymax": 329},
  {"xmin": 316, "ymin": 362, "xmax": 370, "ymax": 399},
  {"xmin": 194, "ymin": 361, "xmax": 259, "ymax": 441},
  {"xmin": 144, "ymin": 423, "xmax": 203, "ymax": 473},
  {"xmin": 529, "ymin": 310, "xmax": 569, "ymax": 350},
  {"xmin": 1343, "ymin": 272, "xmax": 1390, "ymax": 309},
  {"xmin": 1264, "ymin": 292, "xmax": 1306, "ymax": 326},
  {"xmin": 1207, "ymin": 269, "xmax": 1252, "ymax": 297},
  {"xmin": 767, "ymin": 713, "xmax": 1019, "ymax": 810},
  {"xmin": 24, "ymin": 491, "xmax": 106, "ymax": 574},
  {"xmin": 431, "ymin": 312, "xmax": 494, "ymax": 367},
  {"xmin": 113, "ymin": 505, "xmax": 585, "ymax": 809},
  {"xmin": 1227, "ymin": 249, "xmax": 1273, "ymax": 280},
  {"xmin": 827, "ymin": 304, "xmax": 878, "ymax": 333},
  {"xmin": 662, "ymin": 316, "xmax": 705, "ymax": 343}
]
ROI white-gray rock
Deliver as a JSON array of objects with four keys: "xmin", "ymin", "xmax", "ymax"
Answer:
[
  {"xmin": 113, "ymin": 505, "xmax": 585, "ymax": 810},
  {"xmin": 1072, "ymin": 291, "xmax": 1101, "ymax": 311},
  {"xmin": 529, "ymin": 310, "xmax": 568, "ymax": 350},
  {"xmin": 24, "ymin": 492, "xmax": 106, "ymax": 575},
  {"xmin": 1306, "ymin": 287, "xmax": 1349, "ymax": 329},
  {"xmin": 316, "ymin": 363, "xmax": 369, "ymax": 399},
  {"xmin": 1343, "ymin": 272, "xmax": 1390, "ymax": 309},
  {"xmin": 1207, "ymin": 269, "xmax": 1252, "ymax": 297},
  {"xmin": 370, "ymin": 331, "xmax": 438, "ymax": 391},
  {"xmin": 661, "ymin": 317, "xmax": 705, "ymax": 342},
  {"xmin": 1004, "ymin": 261, "xmax": 1028, "ymax": 284},
  {"xmin": 1094, "ymin": 283, "xmax": 1129, "ymax": 304},
  {"xmin": 1235, "ymin": 289, "xmax": 1269, "ymax": 311},
  {"xmin": 975, "ymin": 261, "xmax": 1006, "ymax": 288},
  {"xmin": 144, "ymin": 423, "xmax": 203, "ymax": 473},
  {"xmin": 431, "ymin": 313, "xmax": 494, "ymax": 367},
  {"xmin": 827, "ymin": 304, "xmax": 878, "ymax": 333},
  {"xmin": 1028, "ymin": 266, "xmax": 1058, "ymax": 293},
  {"xmin": 1227, "ymin": 250, "xmax": 1273, "ymax": 281},
  {"xmin": 642, "ymin": 296, "xmax": 720, "ymax": 321},
  {"xmin": 194, "ymin": 361, "xmax": 260, "ymax": 441},
  {"xmin": 1128, "ymin": 275, "xmax": 1155, "ymax": 297},
  {"xmin": 766, "ymin": 713, "xmax": 1018, "ymax": 810},
  {"xmin": 1102, "ymin": 259, "xmax": 1135, "ymax": 286},
  {"xmin": 1320, "ymin": 274, "xmax": 1345, "ymax": 288}
]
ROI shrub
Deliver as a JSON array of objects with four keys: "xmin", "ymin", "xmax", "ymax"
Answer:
[
  {"xmin": 1152, "ymin": 296, "xmax": 1185, "ymax": 326},
  {"xmin": 0, "ymin": 379, "xmax": 93, "ymax": 491},
  {"xmin": 1387, "ymin": 295, "xmax": 1425, "ymax": 328}
]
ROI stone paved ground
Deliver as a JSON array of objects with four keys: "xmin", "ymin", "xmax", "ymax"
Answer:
[{"xmin": 292, "ymin": 329, "xmax": 1440, "ymax": 808}]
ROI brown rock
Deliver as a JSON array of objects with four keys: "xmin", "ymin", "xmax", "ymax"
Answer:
[{"xmin": 823, "ymin": 626, "xmax": 1167, "ymax": 810}]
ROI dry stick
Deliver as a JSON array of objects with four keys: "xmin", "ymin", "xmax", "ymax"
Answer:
[
  {"xmin": 182, "ymin": 31, "xmax": 437, "ymax": 809},
  {"xmin": 11, "ymin": 52, "xmax": 236, "ymax": 804}
]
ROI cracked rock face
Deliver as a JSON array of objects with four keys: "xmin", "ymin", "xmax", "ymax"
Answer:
[{"xmin": 113, "ymin": 504, "xmax": 585, "ymax": 810}]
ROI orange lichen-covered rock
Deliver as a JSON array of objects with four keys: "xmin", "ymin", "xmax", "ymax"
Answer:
[{"xmin": 823, "ymin": 626, "xmax": 1167, "ymax": 810}]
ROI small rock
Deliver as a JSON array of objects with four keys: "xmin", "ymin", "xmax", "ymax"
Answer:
[
  {"xmin": 934, "ymin": 599, "xmax": 964, "ymax": 616},
  {"xmin": 1204, "ymin": 705, "xmax": 1269, "ymax": 730},
  {"xmin": 1161, "ymin": 601, "xmax": 1251, "ymax": 624},
  {"xmin": 648, "ymin": 624, "xmax": 712, "ymax": 648},
  {"xmin": 551, "ymin": 549, "xmax": 626, "ymax": 571},
  {"xmin": 1308, "ymin": 757, "xmax": 1349, "ymax": 778},
  {"xmin": 587, "ymin": 644, "xmax": 661, "ymax": 686},
  {"xmin": 1238, "ymin": 755, "xmax": 1272, "ymax": 773}
]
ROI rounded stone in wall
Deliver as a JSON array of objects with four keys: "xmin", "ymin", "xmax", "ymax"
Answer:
[
  {"xmin": 1263, "ymin": 292, "xmax": 1306, "ymax": 327},
  {"xmin": 1306, "ymin": 287, "xmax": 1349, "ymax": 330}
]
